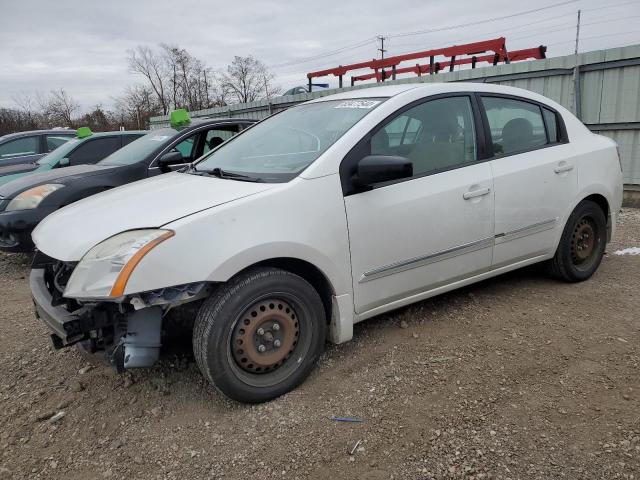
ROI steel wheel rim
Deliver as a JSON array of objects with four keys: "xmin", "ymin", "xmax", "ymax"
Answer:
[
  {"xmin": 570, "ymin": 216, "xmax": 600, "ymax": 270},
  {"xmin": 226, "ymin": 292, "xmax": 312, "ymax": 388},
  {"xmin": 231, "ymin": 299, "xmax": 299, "ymax": 374}
]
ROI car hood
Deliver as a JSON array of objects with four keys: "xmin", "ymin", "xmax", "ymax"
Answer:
[
  {"xmin": 33, "ymin": 172, "xmax": 276, "ymax": 261},
  {"xmin": 0, "ymin": 164, "xmax": 116, "ymax": 199},
  {"xmin": 0, "ymin": 162, "xmax": 39, "ymax": 178}
]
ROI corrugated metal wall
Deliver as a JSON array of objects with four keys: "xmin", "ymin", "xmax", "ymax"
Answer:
[{"xmin": 150, "ymin": 45, "xmax": 640, "ymax": 185}]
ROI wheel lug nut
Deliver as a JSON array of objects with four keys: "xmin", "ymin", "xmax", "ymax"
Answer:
[
  {"xmin": 258, "ymin": 344, "xmax": 266, "ymax": 353},
  {"xmin": 257, "ymin": 328, "xmax": 265, "ymax": 336},
  {"xmin": 272, "ymin": 323, "xmax": 280, "ymax": 331},
  {"xmin": 274, "ymin": 339, "xmax": 281, "ymax": 348}
]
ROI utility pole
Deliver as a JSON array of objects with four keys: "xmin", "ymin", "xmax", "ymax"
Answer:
[
  {"xmin": 377, "ymin": 35, "xmax": 387, "ymax": 59},
  {"xmin": 574, "ymin": 9, "xmax": 581, "ymax": 54},
  {"xmin": 572, "ymin": 9, "xmax": 582, "ymax": 119},
  {"xmin": 377, "ymin": 35, "xmax": 387, "ymax": 82}
]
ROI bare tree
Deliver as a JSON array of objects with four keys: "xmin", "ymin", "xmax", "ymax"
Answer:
[
  {"xmin": 219, "ymin": 56, "xmax": 281, "ymax": 104},
  {"xmin": 113, "ymin": 84, "xmax": 162, "ymax": 129},
  {"xmin": 127, "ymin": 46, "xmax": 170, "ymax": 115},
  {"xmin": 36, "ymin": 89, "xmax": 79, "ymax": 127}
]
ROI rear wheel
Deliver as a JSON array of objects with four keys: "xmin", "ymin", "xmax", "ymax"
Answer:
[
  {"xmin": 193, "ymin": 267, "xmax": 326, "ymax": 403},
  {"xmin": 549, "ymin": 200, "xmax": 607, "ymax": 282}
]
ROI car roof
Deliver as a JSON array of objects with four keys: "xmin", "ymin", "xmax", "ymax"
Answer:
[
  {"xmin": 82, "ymin": 130, "xmax": 148, "ymax": 137},
  {"xmin": 308, "ymin": 82, "xmax": 555, "ymax": 105},
  {"xmin": 190, "ymin": 117, "xmax": 257, "ymax": 126},
  {"xmin": 0, "ymin": 129, "xmax": 77, "ymax": 141}
]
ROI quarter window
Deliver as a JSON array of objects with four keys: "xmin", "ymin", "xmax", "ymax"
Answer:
[
  {"xmin": 369, "ymin": 96, "xmax": 477, "ymax": 177},
  {"xmin": 543, "ymin": 108, "xmax": 559, "ymax": 143},
  {"xmin": 45, "ymin": 135, "xmax": 72, "ymax": 152},
  {"xmin": 0, "ymin": 136, "xmax": 38, "ymax": 158},
  {"xmin": 481, "ymin": 97, "xmax": 547, "ymax": 155}
]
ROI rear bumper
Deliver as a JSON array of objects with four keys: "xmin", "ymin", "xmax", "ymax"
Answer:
[
  {"xmin": 0, "ymin": 208, "xmax": 52, "ymax": 252},
  {"xmin": 30, "ymin": 268, "xmax": 113, "ymax": 348}
]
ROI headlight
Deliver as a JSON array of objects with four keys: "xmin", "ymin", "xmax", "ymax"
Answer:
[
  {"xmin": 64, "ymin": 229, "xmax": 174, "ymax": 299},
  {"xmin": 6, "ymin": 184, "xmax": 64, "ymax": 211}
]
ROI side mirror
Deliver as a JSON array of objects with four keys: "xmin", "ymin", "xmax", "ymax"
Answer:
[
  {"xmin": 59, "ymin": 158, "xmax": 70, "ymax": 167},
  {"xmin": 157, "ymin": 151, "xmax": 185, "ymax": 171},
  {"xmin": 353, "ymin": 155, "xmax": 413, "ymax": 188}
]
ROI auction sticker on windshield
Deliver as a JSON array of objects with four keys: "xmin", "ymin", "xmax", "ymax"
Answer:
[{"xmin": 334, "ymin": 100, "xmax": 381, "ymax": 109}]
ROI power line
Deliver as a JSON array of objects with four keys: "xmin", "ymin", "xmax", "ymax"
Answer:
[
  {"xmin": 385, "ymin": 0, "xmax": 579, "ymax": 39},
  {"xmin": 582, "ymin": 0, "xmax": 640, "ymax": 12},
  {"xmin": 547, "ymin": 29, "xmax": 640, "ymax": 47},
  {"xmin": 270, "ymin": 37, "xmax": 376, "ymax": 69}
]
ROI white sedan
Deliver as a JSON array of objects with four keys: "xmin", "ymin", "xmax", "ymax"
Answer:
[{"xmin": 30, "ymin": 83, "xmax": 623, "ymax": 403}]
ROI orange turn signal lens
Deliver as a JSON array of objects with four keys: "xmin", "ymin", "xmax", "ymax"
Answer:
[{"xmin": 109, "ymin": 230, "xmax": 174, "ymax": 297}]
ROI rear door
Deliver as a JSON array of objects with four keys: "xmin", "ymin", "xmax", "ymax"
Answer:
[{"xmin": 479, "ymin": 94, "xmax": 578, "ymax": 267}]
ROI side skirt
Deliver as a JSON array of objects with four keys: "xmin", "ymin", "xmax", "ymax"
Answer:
[{"xmin": 354, "ymin": 253, "xmax": 551, "ymax": 323}]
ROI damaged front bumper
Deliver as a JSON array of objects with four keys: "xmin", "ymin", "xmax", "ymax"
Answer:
[
  {"xmin": 31, "ymin": 267, "xmax": 163, "ymax": 371},
  {"xmin": 30, "ymin": 261, "xmax": 210, "ymax": 371},
  {"xmin": 30, "ymin": 268, "xmax": 114, "ymax": 348}
]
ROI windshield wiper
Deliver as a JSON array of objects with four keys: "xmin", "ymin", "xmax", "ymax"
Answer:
[{"xmin": 199, "ymin": 167, "xmax": 263, "ymax": 182}]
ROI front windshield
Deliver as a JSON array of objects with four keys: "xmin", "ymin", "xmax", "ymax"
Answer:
[
  {"xmin": 194, "ymin": 98, "xmax": 385, "ymax": 181},
  {"xmin": 99, "ymin": 128, "xmax": 177, "ymax": 166},
  {"xmin": 36, "ymin": 138, "xmax": 81, "ymax": 165}
]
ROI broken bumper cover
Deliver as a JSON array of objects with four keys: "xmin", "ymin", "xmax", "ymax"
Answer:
[{"xmin": 30, "ymin": 268, "xmax": 113, "ymax": 348}]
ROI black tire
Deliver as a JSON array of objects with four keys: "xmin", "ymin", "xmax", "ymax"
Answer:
[
  {"xmin": 193, "ymin": 267, "xmax": 326, "ymax": 403},
  {"xmin": 549, "ymin": 200, "xmax": 607, "ymax": 282}
]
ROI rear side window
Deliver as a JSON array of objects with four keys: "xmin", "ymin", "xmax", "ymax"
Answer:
[
  {"xmin": 45, "ymin": 135, "xmax": 72, "ymax": 152},
  {"xmin": 481, "ymin": 97, "xmax": 547, "ymax": 155},
  {"xmin": 68, "ymin": 137, "xmax": 122, "ymax": 165},
  {"xmin": 0, "ymin": 136, "xmax": 39, "ymax": 158}
]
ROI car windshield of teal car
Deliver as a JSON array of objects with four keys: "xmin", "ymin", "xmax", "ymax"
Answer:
[
  {"xmin": 36, "ymin": 138, "xmax": 81, "ymax": 167},
  {"xmin": 99, "ymin": 128, "xmax": 178, "ymax": 166}
]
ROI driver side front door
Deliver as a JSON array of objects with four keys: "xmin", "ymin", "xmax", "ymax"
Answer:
[{"xmin": 344, "ymin": 95, "xmax": 494, "ymax": 316}]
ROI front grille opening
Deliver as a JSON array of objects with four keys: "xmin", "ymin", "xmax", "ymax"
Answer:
[{"xmin": 43, "ymin": 261, "xmax": 81, "ymax": 312}]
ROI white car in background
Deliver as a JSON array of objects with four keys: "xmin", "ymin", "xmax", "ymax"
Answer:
[{"xmin": 30, "ymin": 83, "xmax": 623, "ymax": 403}]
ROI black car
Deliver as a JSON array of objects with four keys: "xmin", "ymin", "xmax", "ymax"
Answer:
[
  {"xmin": 0, "ymin": 116, "xmax": 255, "ymax": 252},
  {"xmin": 0, "ymin": 129, "xmax": 76, "ymax": 172}
]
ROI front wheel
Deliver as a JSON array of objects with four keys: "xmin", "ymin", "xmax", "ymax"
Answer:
[
  {"xmin": 193, "ymin": 267, "xmax": 326, "ymax": 403},
  {"xmin": 549, "ymin": 200, "xmax": 607, "ymax": 282}
]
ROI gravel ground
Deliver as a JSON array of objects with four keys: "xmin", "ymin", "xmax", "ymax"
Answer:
[{"xmin": 1, "ymin": 209, "xmax": 639, "ymax": 480}]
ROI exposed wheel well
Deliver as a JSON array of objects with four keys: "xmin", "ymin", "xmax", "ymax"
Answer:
[
  {"xmin": 237, "ymin": 258, "xmax": 335, "ymax": 325},
  {"xmin": 583, "ymin": 194, "xmax": 609, "ymax": 218}
]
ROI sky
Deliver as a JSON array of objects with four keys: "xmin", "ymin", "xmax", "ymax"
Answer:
[{"xmin": 0, "ymin": 0, "xmax": 639, "ymax": 111}]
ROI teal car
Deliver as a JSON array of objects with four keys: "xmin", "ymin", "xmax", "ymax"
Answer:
[{"xmin": 0, "ymin": 128, "xmax": 147, "ymax": 186}]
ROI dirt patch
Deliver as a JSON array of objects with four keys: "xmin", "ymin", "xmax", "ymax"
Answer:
[{"xmin": 1, "ymin": 210, "xmax": 640, "ymax": 479}]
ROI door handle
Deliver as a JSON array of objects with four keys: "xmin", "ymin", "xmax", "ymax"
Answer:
[
  {"xmin": 554, "ymin": 163, "xmax": 574, "ymax": 174},
  {"xmin": 463, "ymin": 187, "xmax": 491, "ymax": 200}
]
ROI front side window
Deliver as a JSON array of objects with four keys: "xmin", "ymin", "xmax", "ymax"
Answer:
[
  {"xmin": 68, "ymin": 137, "xmax": 121, "ymax": 165},
  {"xmin": 202, "ymin": 127, "xmax": 239, "ymax": 155},
  {"xmin": 481, "ymin": 97, "xmax": 547, "ymax": 155},
  {"xmin": 173, "ymin": 136, "xmax": 196, "ymax": 160},
  {"xmin": 194, "ymin": 98, "xmax": 385, "ymax": 182},
  {"xmin": 370, "ymin": 96, "xmax": 477, "ymax": 176},
  {"xmin": 0, "ymin": 136, "xmax": 38, "ymax": 158}
]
